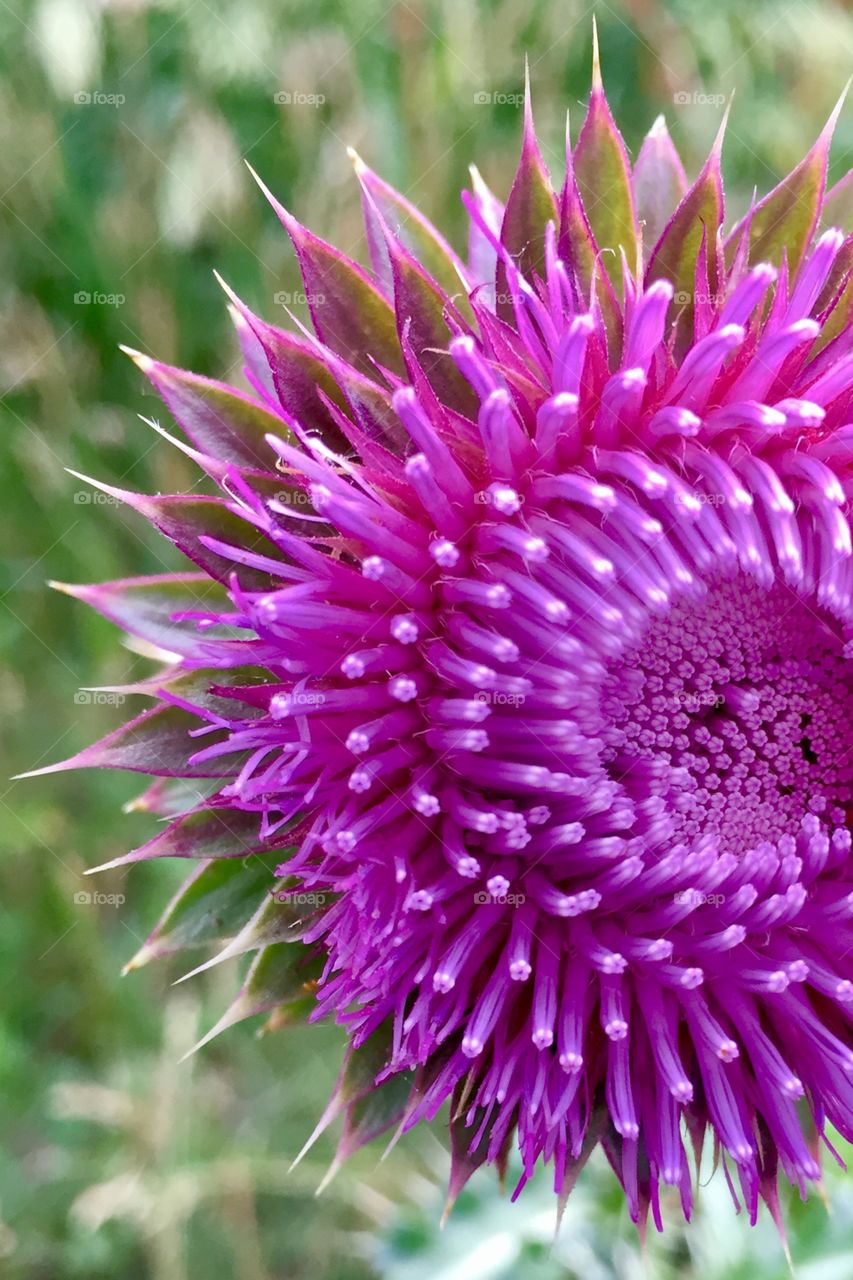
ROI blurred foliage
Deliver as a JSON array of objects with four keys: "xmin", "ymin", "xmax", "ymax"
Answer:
[
  {"xmin": 1, "ymin": 0, "xmax": 852, "ymax": 1276},
  {"xmin": 380, "ymin": 1147, "xmax": 853, "ymax": 1280}
]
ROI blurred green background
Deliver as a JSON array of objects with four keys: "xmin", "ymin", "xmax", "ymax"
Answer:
[{"xmin": 3, "ymin": 0, "xmax": 853, "ymax": 1276}]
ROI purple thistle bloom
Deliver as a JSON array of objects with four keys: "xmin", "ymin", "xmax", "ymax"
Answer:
[{"xmin": 33, "ymin": 47, "xmax": 853, "ymax": 1234}]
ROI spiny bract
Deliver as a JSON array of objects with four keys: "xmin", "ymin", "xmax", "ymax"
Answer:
[{"xmin": 38, "ymin": 48, "xmax": 853, "ymax": 1234}]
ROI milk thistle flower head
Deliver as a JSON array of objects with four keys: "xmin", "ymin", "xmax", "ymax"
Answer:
[{"xmin": 33, "ymin": 41, "xmax": 853, "ymax": 1234}]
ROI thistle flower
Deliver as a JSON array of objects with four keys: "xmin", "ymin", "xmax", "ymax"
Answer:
[{"xmin": 34, "ymin": 47, "xmax": 853, "ymax": 1234}]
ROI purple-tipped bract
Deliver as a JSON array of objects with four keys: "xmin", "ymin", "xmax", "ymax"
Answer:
[{"xmin": 40, "ymin": 50, "xmax": 853, "ymax": 1234}]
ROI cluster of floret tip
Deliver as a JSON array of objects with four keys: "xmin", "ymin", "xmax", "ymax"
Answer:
[{"xmin": 36, "ymin": 46, "xmax": 853, "ymax": 1235}]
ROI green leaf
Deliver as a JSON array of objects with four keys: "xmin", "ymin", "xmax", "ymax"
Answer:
[
  {"xmin": 647, "ymin": 109, "xmax": 727, "ymax": 306},
  {"xmin": 824, "ymin": 171, "xmax": 853, "ymax": 231},
  {"xmin": 22, "ymin": 703, "xmax": 244, "ymax": 781},
  {"xmin": 173, "ymin": 874, "xmax": 322, "ymax": 983},
  {"xmin": 341, "ymin": 1023, "xmax": 395, "ymax": 1102},
  {"xmin": 559, "ymin": 163, "xmax": 623, "ymax": 357},
  {"xmin": 498, "ymin": 81, "xmax": 558, "ymax": 313},
  {"xmin": 744, "ymin": 95, "xmax": 844, "ymax": 274},
  {"xmin": 338, "ymin": 1068, "xmax": 415, "ymax": 1160},
  {"xmin": 127, "ymin": 351, "xmax": 292, "ymax": 469},
  {"xmin": 287, "ymin": 1022, "xmax": 396, "ymax": 1170},
  {"xmin": 815, "ymin": 236, "xmax": 853, "ymax": 351},
  {"xmin": 242, "ymin": 939, "xmax": 321, "ymax": 1009},
  {"xmin": 97, "ymin": 666, "xmax": 273, "ymax": 722},
  {"xmin": 573, "ymin": 29, "xmax": 639, "ymax": 284},
  {"xmin": 445, "ymin": 1083, "xmax": 502, "ymax": 1217},
  {"xmin": 386, "ymin": 234, "xmax": 478, "ymax": 415},
  {"xmin": 218, "ymin": 288, "xmax": 355, "ymax": 451},
  {"xmin": 125, "ymin": 490, "xmax": 280, "ymax": 590},
  {"xmin": 329, "ymin": 354, "xmax": 409, "ymax": 455},
  {"xmin": 66, "ymin": 471, "xmax": 284, "ymax": 591},
  {"xmin": 633, "ymin": 115, "xmax": 688, "ymax": 258},
  {"xmin": 52, "ymin": 573, "xmax": 234, "ymax": 656},
  {"xmin": 351, "ymin": 149, "xmax": 473, "ymax": 321},
  {"xmin": 151, "ymin": 666, "xmax": 272, "ymax": 717},
  {"xmin": 125, "ymin": 855, "xmax": 277, "ymax": 970},
  {"xmin": 189, "ymin": 940, "xmax": 323, "ymax": 1052},
  {"xmin": 120, "ymin": 805, "xmax": 281, "ymax": 871},
  {"xmin": 249, "ymin": 165, "xmax": 404, "ymax": 378},
  {"xmin": 124, "ymin": 776, "xmax": 220, "ymax": 818}
]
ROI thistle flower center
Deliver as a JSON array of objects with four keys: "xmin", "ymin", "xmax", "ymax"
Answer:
[{"xmin": 601, "ymin": 574, "xmax": 853, "ymax": 855}]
